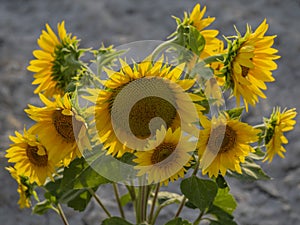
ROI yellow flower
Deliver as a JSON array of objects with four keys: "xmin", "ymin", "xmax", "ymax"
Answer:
[
  {"xmin": 224, "ymin": 19, "xmax": 280, "ymax": 111},
  {"xmin": 133, "ymin": 127, "xmax": 194, "ymax": 186},
  {"xmin": 25, "ymin": 94, "xmax": 90, "ymax": 166},
  {"xmin": 6, "ymin": 167, "xmax": 31, "ymax": 208},
  {"xmin": 84, "ymin": 57, "xmax": 203, "ymax": 157},
  {"xmin": 263, "ymin": 107, "xmax": 297, "ymax": 163},
  {"xmin": 27, "ymin": 21, "xmax": 81, "ymax": 97},
  {"xmin": 189, "ymin": 4, "xmax": 223, "ymax": 59},
  {"xmin": 198, "ymin": 113, "xmax": 259, "ymax": 178},
  {"xmin": 5, "ymin": 127, "xmax": 55, "ymax": 185}
]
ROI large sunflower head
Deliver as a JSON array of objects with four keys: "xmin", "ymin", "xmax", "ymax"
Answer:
[
  {"xmin": 5, "ymin": 127, "xmax": 55, "ymax": 185},
  {"xmin": 25, "ymin": 93, "xmax": 91, "ymax": 166},
  {"xmin": 198, "ymin": 113, "xmax": 259, "ymax": 178},
  {"xmin": 85, "ymin": 57, "xmax": 203, "ymax": 157},
  {"xmin": 263, "ymin": 107, "xmax": 297, "ymax": 163},
  {"xmin": 6, "ymin": 167, "xmax": 32, "ymax": 208},
  {"xmin": 27, "ymin": 21, "xmax": 82, "ymax": 97},
  {"xmin": 133, "ymin": 127, "xmax": 194, "ymax": 186},
  {"xmin": 223, "ymin": 19, "xmax": 280, "ymax": 111}
]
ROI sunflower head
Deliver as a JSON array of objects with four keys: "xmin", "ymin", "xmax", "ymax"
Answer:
[
  {"xmin": 198, "ymin": 113, "xmax": 259, "ymax": 178},
  {"xmin": 6, "ymin": 167, "xmax": 33, "ymax": 208},
  {"xmin": 263, "ymin": 107, "xmax": 297, "ymax": 163},
  {"xmin": 133, "ymin": 127, "xmax": 194, "ymax": 185},
  {"xmin": 25, "ymin": 94, "xmax": 91, "ymax": 166},
  {"xmin": 28, "ymin": 21, "xmax": 83, "ymax": 97},
  {"xmin": 5, "ymin": 127, "xmax": 55, "ymax": 185},
  {"xmin": 222, "ymin": 19, "xmax": 280, "ymax": 111},
  {"xmin": 85, "ymin": 57, "xmax": 202, "ymax": 158}
]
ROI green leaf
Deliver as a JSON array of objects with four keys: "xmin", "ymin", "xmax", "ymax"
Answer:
[
  {"xmin": 165, "ymin": 217, "xmax": 192, "ymax": 225},
  {"xmin": 207, "ymin": 205, "xmax": 238, "ymax": 225},
  {"xmin": 227, "ymin": 157, "xmax": 271, "ymax": 181},
  {"xmin": 61, "ymin": 157, "xmax": 110, "ymax": 190},
  {"xmin": 180, "ymin": 176, "xmax": 218, "ymax": 211},
  {"xmin": 102, "ymin": 217, "xmax": 133, "ymax": 225},
  {"xmin": 188, "ymin": 26, "xmax": 205, "ymax": 55},
  {"xmin": 120, "ymin": 192, "xmax": 132, "ymax": 207},
  {"xmin": 65, "ymin": 189, "xmax": 94, "ymax": 212},
  {"xmin": 226, "ymin": 107, "xmax": 244, "ymax": 119},
  {"xmin": 33, "ymin": 199, "xmax": 55, "ymax": 215},
  {"xmin": 215, "ymin": 175, "xmax": 228, "ymax": 189},
  {"xmin": 213, "ymin": 188, "xmax": 237, "ymax": 215}
]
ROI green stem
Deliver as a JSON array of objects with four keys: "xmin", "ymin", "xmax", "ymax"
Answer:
[
  {"xmin": 57, "ymin": 203, "xmax": 70, "ymax": 225},
  {"xmin": 113, "ymin": 183, "xmax": 125, "ymax": 219},
  {"xmin": 151, "ymin": 37, "xmax": 178, "ymax": 60},
  {"xmin": 175, "ymin": 158, "xmax": 201, "ymax": 218},
  {"xmin": 202, "ymin": 54, "xmax": 225, "ymax": 65},
  {"xmin": 148, "ymin": 184, "xmax": 160, "ymax": 224},
  {"xmin": 253, "ymin": 123, "xmax": 266, "ymax": 130},
  {"xmin": 88, "ymin": 188, "xmax": 111, "ymax": 218},
  {"xmin": 193, "ymin": 210, "xmax": 205, "ymax": 225}
]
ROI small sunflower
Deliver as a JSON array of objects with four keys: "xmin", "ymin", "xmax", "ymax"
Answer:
[
  {"xmin": 263, "ymin": 107, "xmax": 297, "ymax": 163},
  {"xmin": 133, "ymin": 127, "xmax": 194, "ymax": 185},
  {"xmin": 198, "ymin": 113, "xmax": 259, "ymax": 178},
  {"xmin": 25, "ymin": 94, "xmax": 90, "ymax": 166},
  {"xmin": 6, "ymin": 167, "xmax": 31, "ymax": 208},
  {"xmin": 188, "ymin": 3, "xmax": 223, "ymax": 59},
  {"xmin": 27, "ymin": 21, "xmax": 81, "ymax": 97},
  {"xmin": 5, "ymin": 127, "xmax": 55, "ymax": 185},
  {"xmin": 223, "ymin": 19, "xmax": 280, "ymax": 111},
  {"xmin": 85, "ymin": 58, "xmax": 204, "ymax": 157}
]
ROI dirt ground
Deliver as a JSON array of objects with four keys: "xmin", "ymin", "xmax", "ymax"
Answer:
[{"xmin": 1, "ymin": 0, "xmax": 300, "ymax": 224}]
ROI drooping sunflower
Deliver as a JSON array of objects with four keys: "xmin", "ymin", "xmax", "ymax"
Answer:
[
  {"xmin": 263, "ymin": 107, "xmax": 297, "ymax": 163},
  {"xmin": 27, "ymin": 21, "xmax": 82, "ymax": 97},
  {"xmin": 85, "ymin": 58, "xmax": 204, "ymax": 157},
  {"xmin": 223, "ymin": 19, "xmax": 280, "ymax": 111},
  {"xmin": 6, "ymin": 167, "xmax": 31, "ymax": 208},
  {"xmin": 188, "ymin": 4, "xmax": 224, "ymax": 59},
  {"xmin": 198, "ymin": 113, "xmax": 259, "ymax": 178},
  {"xmin": 25, "ymin": 94, "xmax": 91, "ymax": 166},
  {"xmin": 133, "ymin": 127, "xmax": 194, "ymax": 186},
  {"xmin": 5, "ymin": 127, "xmax": 55, "ymax": 185}
]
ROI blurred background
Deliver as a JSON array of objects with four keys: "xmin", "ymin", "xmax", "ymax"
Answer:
[{"xmin": 0, "ymin": 0, "xmax": 299, "ymax": 224}]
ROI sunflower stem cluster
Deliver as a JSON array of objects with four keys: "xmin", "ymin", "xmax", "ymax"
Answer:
[{"xmin": 4, "ymin": 3, "xmax": 297, "ymax": 225}]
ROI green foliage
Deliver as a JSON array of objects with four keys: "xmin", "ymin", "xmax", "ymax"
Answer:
[
  {"xmin": 213, "ymin": 188, "xmax": 237, "ymax": 215},
  {"xmin": 61, "ymin": 157, "xmax": 110, "ymax": 190},
  {"xmin": 228, "ymin": 157, "xmax": 271, "ymax": 181},
  {"xmin": 207, "ymin": 205, "xmax": 238, "ymax": 225},
  {"xmin": 33, "ymin": 199, "xmax": 56, "ymax": 215},
  {"xmin": 188, "ymin": 26, "xmax": 205, "ymax": 55},
  {"xmin": 226, "ymin": 107, "xmax": 244, "ymax": 119},
  {"xmin": 157, "ymin": 191, "xmax": 183, "ymax": 208},
  {"xmin": 165, "ymin": 218, "xmax": 192, "ymax": 225},
  {"xmin": 181, "ymin": 176, "xmax": 218, "ymax": 211},
  {"xmin": 102, "ymin": 217, "xmax": 133, "ymax": 225}
]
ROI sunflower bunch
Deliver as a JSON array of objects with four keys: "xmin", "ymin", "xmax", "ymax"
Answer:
[{"xmin": 5, "ymin": 4, "xmax": 297, "ymax": 225}]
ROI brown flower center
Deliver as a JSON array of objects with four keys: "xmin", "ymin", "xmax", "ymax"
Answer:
[
  {"xmin": 129, "ymin": 96, "xmax": 177, "ymax": 139},
  {"xmin": 208, "ymin": 125, "xmax": 236, "ymax": 154},
  {"xmin": 52, "ymin": 110, "xmax": 83, "ymax": 142},
  {"xmin": 151, "ymin": 142, "xmax": 176, "ymax": 164},
  {"xmin": 26, "ymin": 145, "xmax": 48, "ymax": 167}
]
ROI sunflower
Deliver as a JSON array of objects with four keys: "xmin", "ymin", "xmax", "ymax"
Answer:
[
  {"xmin": 27, "ymin": 21, "xmax": 81, "ymax": 97},
  {"xmin": 198, "ymin": 113, "xmax": 259, "ymax": 178},
  {"xmin": 84, "ymin": 58, "xmax": 203, "ymax": 157},
  {"xmin": 188, "ymin": 3, "xmax": 223, "ymax": 59},
  {"xmin": 6, "ymin": 167, "xmax": 31, "ymax": 208},
  {"xmin": 5, "ymin": 127, "xmax": 55, "ymax": 185},
  {"xmin": 25, "ymin": 94, "xmax": 90, "ymax": 166},
  {"xmin": 263, "ymin": 107, "xmax": 297, "ymax": 163},
  {"xmin": 223, "ymin": 19, "xmax": 280, "ymax": 111},
  {"xmin": 133, "ymin": 127, "xmax": 194, "ymax": 185}
]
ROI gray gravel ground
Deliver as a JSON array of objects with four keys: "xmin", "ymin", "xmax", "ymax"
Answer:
[{"xmin": 1, "ymin": 0, "xmax": 300, "ymax": 224}]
